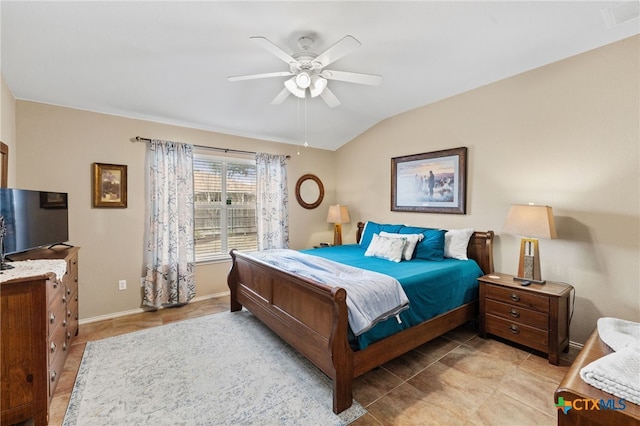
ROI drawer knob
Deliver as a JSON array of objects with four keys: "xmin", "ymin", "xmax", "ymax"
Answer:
[
  {"xmin": 50, "ymin": 313, "xmax": 56, "ymax": 324},
  {"xmin": 50, "ymin": 342, "xmax": 56, "ymax": 353},
  {"xmin": 509, "ymin": 309, "xmax": 520, "ymax": 318},
  {"xmin": 51, "ymin": 371, "xmax": 57, "ymax": 382},
  {"xmin": 510, "ymin": 293, "xmax": 520, "ymax": 302},
  {"xmin": 509, "ymin": 324, "xmax": 520, "ymax": 334}
]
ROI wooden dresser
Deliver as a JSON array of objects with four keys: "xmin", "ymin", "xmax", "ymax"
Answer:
[
  {"xmin": 478, "ymin": 272, "xmax": 571, "ymax": 365},
  {"xmin": 1, "ymin": 246, "xmax": 79, "ymax": 426}
]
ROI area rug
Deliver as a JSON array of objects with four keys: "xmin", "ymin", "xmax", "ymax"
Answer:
[{"xmin": 63, "ymin": 310, "xmax": 366, "ymax": 425}]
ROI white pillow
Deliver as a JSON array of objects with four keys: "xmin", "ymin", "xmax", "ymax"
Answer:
[
  {"xmin": 379, "ymin": 231, "xmax": 424, "ymax": 260},
  {"xmin": 364, "ymin": 233, "xmax": 406, "ymax": 263},
  {"xmin": 444, "ymin": 228, "xmax": 474, "ymax": 260}
]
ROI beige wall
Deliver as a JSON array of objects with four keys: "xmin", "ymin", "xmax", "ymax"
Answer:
[
  {"xmin": 1, "ymin": 74, "xmax": 16, "ymax": 186},
  {"xmin": 15, "ymin": 102, "xmax": 338, "ymax": 320},
  {"xmin": 336, "ymin": 36, "xmax": 640, "ymax": 344}
]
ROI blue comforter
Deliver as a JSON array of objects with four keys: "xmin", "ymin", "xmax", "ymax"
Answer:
[{"xmin": 300, "ymin": 244, "xmax": 483, "ymax": 349}]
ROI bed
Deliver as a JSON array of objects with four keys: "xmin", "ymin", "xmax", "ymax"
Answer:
[{"xmin": 228, "ymin": 221, "xmax": 494, "ymax": 414}]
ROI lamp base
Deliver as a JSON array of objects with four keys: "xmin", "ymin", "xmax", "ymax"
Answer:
[
  {"xmin": 513, "ymin": 276, "xmax": 546, "ymax": 285},
  {"xmin": 333, "ymin": 223, "xmax": 343, "ymax": 246},
  {"xmin": 516, "ymin": 238, "xmax": 545, "ymax": 283}
]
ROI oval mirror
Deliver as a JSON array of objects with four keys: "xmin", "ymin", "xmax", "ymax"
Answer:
[{"xmin": 295, "ymin": 174, "xmax": 324, "ymax": 209}]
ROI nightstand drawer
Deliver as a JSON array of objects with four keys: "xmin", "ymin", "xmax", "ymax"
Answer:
[
  {"xmin": 486, "ymin": 284, "xmax": 549, "ymax": 313},
  {"xmin": 486, "ymin": 314, "xmax": 549, "ymax": 353},
  {"xmin": 485, "ymin": 299, "xmax": 548, "ymax": 329}
]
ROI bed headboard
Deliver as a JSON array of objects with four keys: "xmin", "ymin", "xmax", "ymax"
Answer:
[{"xmin": 356, "ymin": 221, "xmax": 494, "ymax": 274}]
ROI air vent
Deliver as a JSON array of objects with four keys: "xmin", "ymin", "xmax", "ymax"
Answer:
[{"xmin": 602, "ymin": 1, "xmax": 640, "ymax": 28}]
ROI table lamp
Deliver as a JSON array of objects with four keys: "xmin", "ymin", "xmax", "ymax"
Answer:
[
  {"xmin": 503, "ymin": 203, "xmax": 557, "ymax": 284},
  {"xmin": 327, "ymin": 204, "xmax": 350, "ymax": 246}
]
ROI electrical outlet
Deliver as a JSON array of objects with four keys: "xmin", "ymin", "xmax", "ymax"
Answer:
[{"xmin": 118, "ymin": 280, "xmax": 127, "ymax": 290}]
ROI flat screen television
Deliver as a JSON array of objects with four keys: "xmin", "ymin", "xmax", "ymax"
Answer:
[{"xmin": 0, "ymin": 188, "xmax": 69, "ymax": 256}]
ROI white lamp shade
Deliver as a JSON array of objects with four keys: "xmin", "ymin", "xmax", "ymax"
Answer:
[
  {"xmin": 295, "ymin": 72, "xmax": 312, "ymax": 89},
  {"xmin": 326, "ymin": 205, "xmax": 350, "ymax": 224},
  {"xmin": 284, "ymin": 76, "xmax": 306, "ymax": 98},
  {"xmin": 503, "ymin": 204, "xmax": 557, "ymax": 239},
  {"xmin": 309, "ymin": 75, "xmax": 327, "ymax": 98}
]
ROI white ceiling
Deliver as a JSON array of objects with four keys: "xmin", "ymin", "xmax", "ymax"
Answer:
[{"xmin": 2, "ymin": 1, "xmax": 638, "ymax": 151}]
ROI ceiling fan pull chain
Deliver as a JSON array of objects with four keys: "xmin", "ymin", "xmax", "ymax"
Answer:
[
  {"xmin": 297, "ymin": 97, "xmax": 301, "ymax": 155},
  {"xmin": 304, "ymin": 97, "xmax": 309, "ymax": 148}
]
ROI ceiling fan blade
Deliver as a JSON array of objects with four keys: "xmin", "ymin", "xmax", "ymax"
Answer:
[
  {"xmin": 320, "ymin": 87, "xmax": 341, "ymax": 108},
  {"xmin": 313, "ymin": 35, "xmax": 361, "ymax": 68},
  {"xmin": 321, "ymin": 70, "xmax": 382, "ymax": 86},
  {"xmin": 271, "ymin": 87, "xmax": 291, "ymax": 105},
  {"xmin": 228, "ymin": 71, "xmax": 293, "ymax": 82},
  {"xmin": 250, "ymin": 36, "xmax": 297, "ymax": 65}
]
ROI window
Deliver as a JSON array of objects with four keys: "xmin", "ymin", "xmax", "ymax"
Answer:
[{"xmin": 193, "ymin": 151, "xmax": 257, "ymax": 262}]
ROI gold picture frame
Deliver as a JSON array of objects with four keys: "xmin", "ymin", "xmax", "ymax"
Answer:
[{"xmin": 93, "ymin": 162, "xmax": 127, "ymax": 208}]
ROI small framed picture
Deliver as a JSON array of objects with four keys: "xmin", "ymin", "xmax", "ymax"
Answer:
[
  {"xmin": 93, "ymin": 163, "xmax": 127, "ymax": 208},
  {"xmin": 391, "ymin": 147, "xmax": 467, "ymax": 214}
]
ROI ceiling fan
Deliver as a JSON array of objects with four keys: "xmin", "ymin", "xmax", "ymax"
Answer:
[{"xmin": 228, "ymin": 35, "xmax": 382, "ymax": 108}]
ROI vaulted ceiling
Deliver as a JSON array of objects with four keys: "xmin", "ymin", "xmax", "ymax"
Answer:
[{"xmin": 2, "ymin": 1, "xmax": 638, "ymax": 150}]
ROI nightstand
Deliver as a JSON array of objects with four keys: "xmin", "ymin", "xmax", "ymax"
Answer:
[{"xmin": 478, "ymin": 273, "xmax": 572, "ymax": 365}]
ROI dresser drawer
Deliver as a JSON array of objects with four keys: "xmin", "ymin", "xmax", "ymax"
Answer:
[
  {"xmin": 48, "ymin": 323, "xmax": 68, "ymax": 399},
  {"xmin": 47, "ymin": 297, "xmax": 67, "ymax": 337},
  {"xmin": 486, "ymin": 314, "xmax": 549, "ymax": 353},
  {"xmin": 46, "ymin": 278, "xmax": 63, "ymax": 305},
  {"xmin": 486, "ymin": 284, "xmax": 549, "ymax": 312},
  {"xmin": 48, "ymin": 323, "xmax": 67, "ymax": 365},
  {"xmin": 485, "ymin": 299, "xmax": 548, "ymax": 329},
  {"xmin": 66, "ymin": 294, "xmax": 79, "ymax": 340}
]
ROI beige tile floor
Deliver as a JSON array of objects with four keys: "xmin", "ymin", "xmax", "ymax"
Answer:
[{"xmin": 47, "ymin": 296, "xmax": 576, "ymax": 425}]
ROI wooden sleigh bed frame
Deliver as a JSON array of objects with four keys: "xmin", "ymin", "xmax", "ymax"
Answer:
[{"xmin": 228, "ymin": 222, "xmax": 495, "ymax": 414}]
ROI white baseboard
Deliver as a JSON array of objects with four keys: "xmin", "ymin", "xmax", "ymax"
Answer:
[
  {"xmin": 569, "ymin": 340, "xmax": 584, "ymax": 350},
  {"xmin": 79, "ymin": 291, "xmax": 231, "ymax": 325}
]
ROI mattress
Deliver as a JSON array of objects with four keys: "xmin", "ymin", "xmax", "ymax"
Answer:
[{"xmin": 300, "ymin": 244, "xmax": 483, "ymax": 349}]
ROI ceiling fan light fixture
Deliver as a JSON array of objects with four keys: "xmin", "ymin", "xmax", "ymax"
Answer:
[
  {"xmin": 285, "ymin": 76, "xmax": 306, "ymax": 98},
  {"xmin": 295, "ymin": 71, "xmax": 312, "ymax": 88},
  {"xmin": 309, "ymin": 76, "xmax": 327, "ymax": 98}
]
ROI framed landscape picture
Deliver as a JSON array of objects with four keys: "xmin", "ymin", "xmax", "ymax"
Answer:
[
  {"xmin": 391, "ymin": 147, "xmax": 467, "ymax": 214},
  {"xmin": 93, "ymin": 162, "xmax": 127, "ymax": 208}
]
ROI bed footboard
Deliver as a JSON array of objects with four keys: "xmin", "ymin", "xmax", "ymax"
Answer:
[{"xmin": 228, "ymin": 249, "xmax": 355, "ymax": 413}]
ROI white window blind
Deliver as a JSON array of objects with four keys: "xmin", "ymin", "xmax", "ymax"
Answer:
[{"xmin": 193, "ymin": 152, "xmax": 257, "ymax": 262}]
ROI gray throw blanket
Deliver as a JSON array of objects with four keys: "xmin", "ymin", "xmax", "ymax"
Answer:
[{"xmin": 246, "ymin": 249, "xmax": 409, "ymax": 336}]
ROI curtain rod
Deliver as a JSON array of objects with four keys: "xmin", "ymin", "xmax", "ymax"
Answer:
[{"xmin": 133, "ymin": 136, "xmax": 290, "ymax": 159}]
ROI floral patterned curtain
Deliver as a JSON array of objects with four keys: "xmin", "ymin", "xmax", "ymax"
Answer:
[
  {"xmin": 256, "ymin": 153, "xmax": 289, "ymax": 250},
  {"xmin": 143, "ymin": 140, "xmax": 195, "ymax": 308}
]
